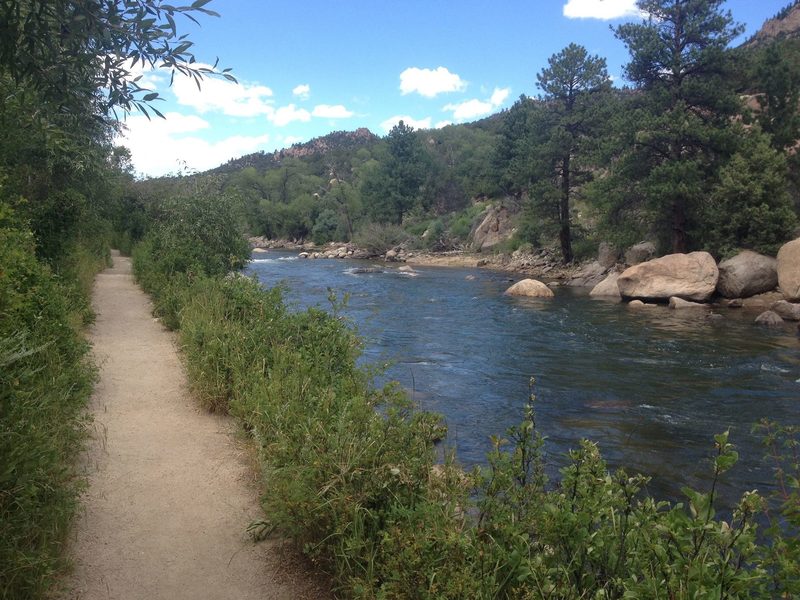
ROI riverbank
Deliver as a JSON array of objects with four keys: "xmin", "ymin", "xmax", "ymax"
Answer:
[{"xmin": 249, "ymin": 237, "xmax": 581, "ymax": 281}]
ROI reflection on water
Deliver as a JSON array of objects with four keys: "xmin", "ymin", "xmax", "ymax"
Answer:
[{"xmin": 247, "ymin": 251, "xmax": 800, "ymax": 506}]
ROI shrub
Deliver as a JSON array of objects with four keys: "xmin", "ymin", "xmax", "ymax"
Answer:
[
  {"xmin": 353, "ymin": 222, "xmax": 410, "ymax": 253},
  {"xmin": 0, "ymin": 206, "xmax": 97, "ymax": 599}
]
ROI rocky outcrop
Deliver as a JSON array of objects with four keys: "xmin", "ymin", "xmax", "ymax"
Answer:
[
  {"xmin": 717, "ymin": 251, "xmax": 778, "ymax": 298},
  {"xmin": 617, "ymin": 252, "xmax": 719, "ymax": 302},
  {"xmin": 597, "ymin": 242, "xmax": 620, "ymax": 269},
  {"xmin": 470, "ymin": 205, "xmax": 516, "ymax": 252},
  {"xmin": 777, "ymin": 238, "xmax": 800, "ymax": 301},
  {"xmin": 771, "ymin": 300, "xmax": 800, "ymax": 321},
  {"xmin": 669, "ymin": 297, "xmax": 709, "ymax": 309},
  {"xmin": 504, "ymin": 279, "xmax": 554, "ymax": 298},
  {"xmin": 590, "ymin": 272, "xmax": 621, "ymax": 298},
  {"xmin": 624, "ymin": 242, "xmax": 656, "ymax": 266},
  {"xmin": 567, "ymin": 261, "xmax": 608, "ymax": 287},
  {"xmin": 755, "ymin": 310, "xmax": 785, "ymax": 328}
]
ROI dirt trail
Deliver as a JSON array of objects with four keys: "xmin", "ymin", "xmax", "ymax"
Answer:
[{"xmin": 61, "ymin": 252, "xmax": 328, "ymax": 600}]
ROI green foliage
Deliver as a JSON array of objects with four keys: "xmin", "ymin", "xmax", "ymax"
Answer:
[
  {"xmin": 352, "ymin": 222, "xmax": 410, "ymax": 254},
  {"xmin": 0, "ymin": 206, "xmax": 98, "ymax": 599},
  {"xmin": 534, "ymin": 43, "xmax": 611, "ymax": 263},
  {"xmin": 754, "ymin": 420, "xmax": 800, "ymax": 597},
  {"xmin": 361, "ymin": 121, "xmax": 432, "ymax": 225},
  {"xmin": 702, "ymin": 128, "xmax": 798, "ymax": 257},
  {"xmin": 754, "ymin": 40, "xmax": 800, "ymax": 150},
  {"xmin": 0, "ymin": 0, "xmax": 234, "ymax": 117},
  {"xmin": 612, "ymin": 0, "xmax": 745, "ymax": 253},
  {"xmin": 312, "ymin": 208, "xmax": 341, "ymax": 245}
]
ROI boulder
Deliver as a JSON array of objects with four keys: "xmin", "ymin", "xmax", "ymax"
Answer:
[
  {"xmin": 470, "ymin": 205, "xmax": 516, "ymax": 252},
  {"xmin": 669, "ymin": 297, "xmax": 709, "ymax": 309},
  {"xmin": 590, "ymin": 272, "xmax": 622, "ymax": 298},
  {"xmin": 617, "ymin": 252, "xmax": 719, "ymax": 302},
  {"xmin": 777, "ymin": 238, "xmax": 800, "ymax": 301},
  {"xmin": 755, "ymin": 310, "xmax": 785, "ymax": 328},
  {"xmin": 716, "ymin": 251, "xmax": 778, "ymax": 298},
  {"xmin": 568, "ymin": 261, "xmax": 608, "ymax": 287},
  {"xmin": 771, "ymin": 300, "xmax": 800, "ymax": 321},
  {"xmin": 598, "ymin": 242, "xmax": 620, "ymax": 269},
  {"xmin": 504, "ymin": 279, "xmax": 554, "ymax": 298},
  {"xmin": 742, "ymin": 291, "xmax": 785, "ymax": 309},
  {"xmin": 385, "ymin": 249, "xmax": 398, "ymax": 261},
  {"xmin": 298, "ymin": 252, "xmax": 309, "ymax": 259},
  {"xmin": 624, "ymin": 241, "xmax": 656, "ymax": 266},
  {"xmin": 627, "ymin": 299, "xmax": 656, "ymax": 308}
]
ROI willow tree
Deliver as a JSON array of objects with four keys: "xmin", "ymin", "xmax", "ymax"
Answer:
[
  {"xmin": 535, "ymin": 43, "xmax": 611, "ymax": 263},
  {"xmin": 613, "ymin": 0, "xmax": 743, "ymax": 253}
]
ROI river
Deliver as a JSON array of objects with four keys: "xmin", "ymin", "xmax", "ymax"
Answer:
[{"xmin": 246, "ymin": 251, "xmax": 800, "ymax": 506}]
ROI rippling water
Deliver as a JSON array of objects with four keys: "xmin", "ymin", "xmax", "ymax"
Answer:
[{"xmin": 247, "ymin": 251, "xmax": 800, "ymax": 505}]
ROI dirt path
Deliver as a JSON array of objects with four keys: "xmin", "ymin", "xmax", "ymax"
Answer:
[{"xmin": 60, "ymin": 253, "xmax": 328, "ymax": 600}]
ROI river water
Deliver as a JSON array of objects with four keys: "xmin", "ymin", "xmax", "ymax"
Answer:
[{"xmin": 247, "ymin": 251, "xmax": 800, "ymax": 505}]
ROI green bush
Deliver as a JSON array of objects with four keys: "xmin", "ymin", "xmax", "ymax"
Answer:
[
  {"xmin": 0, "ymin": 206, "xmax": 97, "ymax": 599},
  {"xmin": 352, "ymin": 222, "xmax": 410, "ymax": 253}
]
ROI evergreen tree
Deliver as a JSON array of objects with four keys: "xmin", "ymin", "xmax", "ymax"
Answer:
[
  {"xmin": 535, "ymin": 43, "xmax": 611, "ymax": 263},
  {"xmin": 613, "ymin": 0, "xmax": 744, "ymax": 253},
  {"xmin": 755, "ymin": 40, "xmax": 800, "ymax": 151},
  {"xmin": 362, "ymin": 121, "xmax": 430, "ymax": 224}
]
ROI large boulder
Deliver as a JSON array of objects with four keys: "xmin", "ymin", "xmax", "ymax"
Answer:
[
  {"xmin": 470, "ymin": 205, "xmax": 516, "ymax": 252},
  {"xmin": 617, "ymin": 252, "xmax": 719, "ymax": 302},
  {"xmin": 590, "ymin": 272, "xmax": 622, "ymax": 298},
  {"xmin": 624, "ymin": 241, "xmax": 656, "ymax": 266},
  {"xmin": 716, "ymin": 250, "xmax": 778, "ymax": 298},
  {"xmin": 771, "ymin": 300, "xmax": 800, "ymax": 321},
  {"xmin": 505, "ymin": 279, "xmax": 554, "ymax": 298},
  {"xmin": 777, "ymin": 238, "xmax": 800, "ymax": 301}
]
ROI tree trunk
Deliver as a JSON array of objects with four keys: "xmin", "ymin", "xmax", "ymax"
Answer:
[
  {"xmin": 560, "ymin": 154, "xmax": 573, "ymax": 263},
  {"xmin": 671, "ymin": 197, "xmax": 687, "ymax": 254}
]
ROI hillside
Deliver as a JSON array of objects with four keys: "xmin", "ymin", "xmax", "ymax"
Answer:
[
  {"xmin": 744, "ymin": 1, "xmax": 800, "ymax": 47},
  {"xmin": 209, "ymin": 128, "xmax": 379, "ymax": 175}
]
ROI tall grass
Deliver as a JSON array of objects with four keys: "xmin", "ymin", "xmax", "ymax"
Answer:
[
  {"xmin": 0, "ymin": 208, "xmax": 102, "ymax": 598},
  {"xmin": 130, "ymin": 191, "xmax": 800, "ymax": 598}
]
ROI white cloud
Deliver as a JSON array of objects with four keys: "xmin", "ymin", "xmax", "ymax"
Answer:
[
  {"xmin": 312, "ymin": 104, "xmax": 354, "ymax": 119},
  {"xmin": 270, "ymin": 104, "xmax": 311, "ymax": 126},
  {"xmin": 443, "ymin": 87, "xmax": 510, "ymax": 121},
  {"xmin": 490, "ymin": 87, "xmax": 510, "ymax": 106},
  {"xmin": 293, "ymin": 84, "xmax": 311, "ymax": 99},
  {"xmin": 170, "ymin": 64, "xmax": 274, "ymax": 117},
  {"xmin": 563, "ymin": 0, "xmax": 640, "ymax": 20},
  {"xmin": 119, "ymin": 112, "xmax": 269, "ymax": 177},
  {"xmin": 380, "ymin": 115, "xmax": 433, "ymax": 133},
  {"xmin": 399, "ymin": 67, "xmax": 467, "ymax": 98},
  {"xmin": 435, "ymin": 120, "xmax": 453, "ymax": 129}
]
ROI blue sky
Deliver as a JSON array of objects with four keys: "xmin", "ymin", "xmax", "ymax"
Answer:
[{"xmin": 120, "ymin": 0, "xmax": 790, "ymax": 177}]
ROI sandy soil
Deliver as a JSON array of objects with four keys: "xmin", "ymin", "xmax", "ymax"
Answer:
[{"xmin": 59, "ymin": 252, "xmax": 329, "ymax": 600}]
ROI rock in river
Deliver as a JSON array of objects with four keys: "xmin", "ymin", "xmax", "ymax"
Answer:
[
  {"xmin": 771, "ymin": 300, "xmax": 800, "ymax": 321},
  {"xmin": 717, "ymin": 250, "xmax": 778, "ymax": 299},
  {"xmin": 777, "ymin": 238, "xmax": 800, "ymax": 301},
  {"xmin": 617, "ymin": 252, "xmax": 719, "ymax": 302},
  {"xmin": 755, "ymin": 310, "xmax": 785, "ymax": 328},
  {"xmin": 589, "ymin": 272, "xmax": 621, "ymax": 298},
  {"xmin": 504, "ymin": 279, "xmax": 554, "ymax": 298}
]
